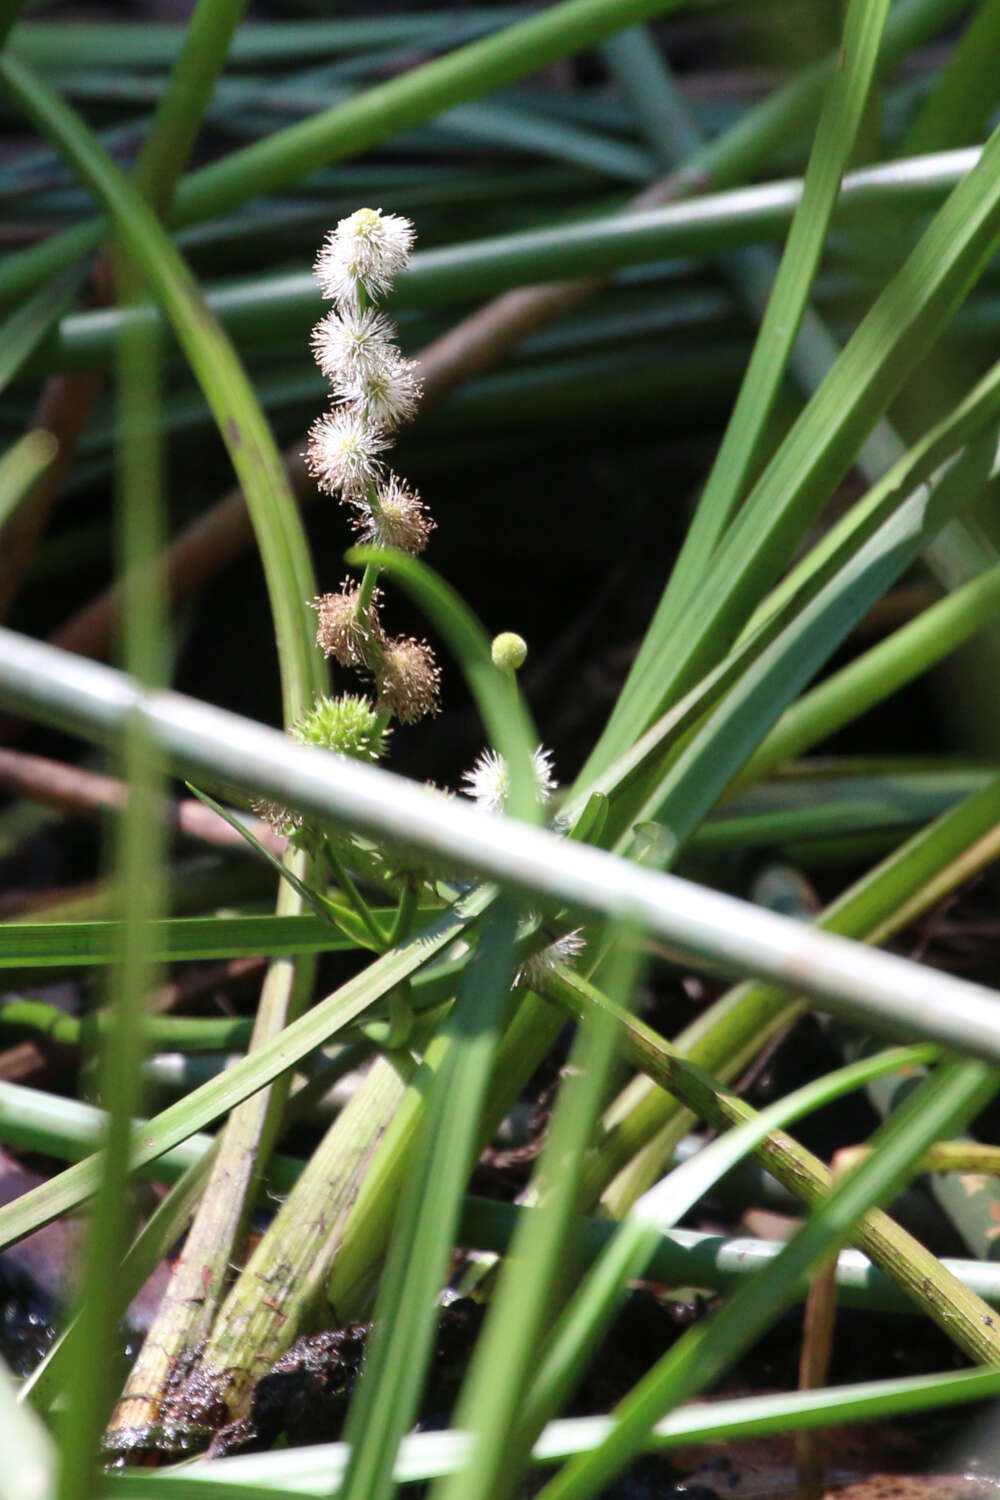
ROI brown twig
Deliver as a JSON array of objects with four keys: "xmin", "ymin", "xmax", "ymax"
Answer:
[{"xmin": 0, "ymin": 745, "xmax": 286, "ymax": 853}]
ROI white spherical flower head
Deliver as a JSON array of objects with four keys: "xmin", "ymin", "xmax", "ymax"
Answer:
[
  {"xmin": 311, "ymin": 307, "xmax": 397, "ymax": 384},
  {"xmin": 305, "ymin": 407, "xmax": 388, "ymax": 498},
  {"xmin": 314, "ymin": 208, "xmax": 415, "ymax": 306},
  {"xmin": 341, "ymin": 357, "xmax": 422, "ymax": 433},
  {"xmin": 461, "ymin": 746, "xmax": 556, "ymax": 816}
]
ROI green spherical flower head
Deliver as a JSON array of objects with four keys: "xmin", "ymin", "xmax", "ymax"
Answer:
[
  {"xmin": 291, "ymin": 694, "xmax": 390, "ymax": 763},
  {"xmin": 491, "ymin": 632, "xmax": 527, "ymax": 674}
]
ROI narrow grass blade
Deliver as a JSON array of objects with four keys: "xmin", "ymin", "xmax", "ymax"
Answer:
[
  {"xmin": 0, "ymin": 886, "xmax": 491, "ymax": 1250},
  {"xmin": 520, "ymin": 1043, "xmax": 937, "ymax": 1437},
  {"xmin": 534, "ymin": 1057, "xmax": 999, "ymax": 1500},
  {"xmin": 586, "ymin": 120, "xmax": 1000, "ymax": 777}
]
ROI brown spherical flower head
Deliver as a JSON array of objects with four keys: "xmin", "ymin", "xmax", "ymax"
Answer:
[
  {"xmin": 350, "ymin": 473, "xmax": 435, "ymax": 555},
  {"xmin": 375, "ymin": 636, "xmax": 441, "ymax": 724},
  {"xmin": 311, "ymin": 580, "xmax": 383, "ymax": 668}
]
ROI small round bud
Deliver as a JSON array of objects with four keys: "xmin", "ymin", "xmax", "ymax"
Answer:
[
  {"xmin": 375, "ymin": 636, "xmax": 441, "ymax": 724},
  {"xmin": 491, "ymin": 632, "xmax": 527, "ymax": 674},
  {"xmin": 290, "ymin": 694, "xmax": 390, "ymax": 763},
  {"xmin": 311, "ymin": 581, "xmax": 383, "ymax": 668}
]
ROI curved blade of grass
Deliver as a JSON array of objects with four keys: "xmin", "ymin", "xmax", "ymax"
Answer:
[
  {"xmin": 0, "ymin": 260, "xmax": 88, "ymax": 395},
  {"xmin": 0, "ymin": 52, "xmax": 321, "ymax": 721},
  {"xmin": 0, "ymin": 884, "xmax": 492, "ymax": 1250},
  {"xmin": 0, "ymin": 430, "xmax": 57, "ymax": 528},
  {"xmin": 347, "ymin": 545, "xmax": 540, "ymax": 824},
  {"xmin": 626, "ymin": 0, "xmax": 891, "ymax": 624},
  {"xmin": 127, "ymin": 0, "xmax": 250, "ymax": 214},
  {"xmin": 518, "ymin": 1043, "xmax": 936, "ymax": 1442},
  {"xmin": 534, "ymin": 1056, "xmax": 1000, "ymax": 1500},
  {"xmin": 585, "ymin": 118, "xmax": 1000, "ymax": 779},
  {"xmin": 630, "ymin": 434, "xmax": 997, "ymax": 860}
]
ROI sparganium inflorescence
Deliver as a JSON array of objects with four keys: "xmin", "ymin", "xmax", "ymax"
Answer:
[{"xmin": 306, "ymin": 206, "xmax": 438, "ymax": 727}]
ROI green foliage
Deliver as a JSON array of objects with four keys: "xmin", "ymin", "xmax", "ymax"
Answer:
[{"xmin": 4, "ymin": 0, "xmax": 1000, "ymax": 1495}]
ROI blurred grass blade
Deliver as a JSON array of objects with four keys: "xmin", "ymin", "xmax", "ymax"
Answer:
[
  {"xmin": 633, "ymin": 0, "xmax": 891, "ymax": 621},
  {"xmin": 54, "ymin": 250, "xmax": 166, "ymax": 1495},
  {"xmin": 339, "ymin": 902, "xmax": 519, "ymax": 1500},
  {"xmin": 0, "ymin": 261, "xmax": 88, "ymax": 396},
  {"xmin": 1, "ymin": 52, "xmax": 322, "ymax": 720},
  {"xmin": 0, "ymin": 430, "xmax": 58, "ymax": 528},
  {"xmin": 0, "ymin": 1355, "xmax": 55, "ymax": 1500}
]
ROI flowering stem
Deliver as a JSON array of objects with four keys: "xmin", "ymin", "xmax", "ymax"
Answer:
[
  {"xmin": 326, "ymin": 846, "xmax": 387, "ymax": 950},
  {"xmin": 356, "ymin": 557, "xmax": 381, "ymax": 618}
]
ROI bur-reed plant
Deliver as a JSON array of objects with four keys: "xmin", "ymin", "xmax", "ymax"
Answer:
[{"xmin": 8, "ymin": 1, "xmax": 1000, "ymax": 1498}]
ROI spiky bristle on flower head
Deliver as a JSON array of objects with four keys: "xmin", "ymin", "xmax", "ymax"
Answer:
[
  {"xmin": 517, "ymin": 929, "xmax": 586, "ymax": 989},
  {"xmin": 291, "ymin": 694, "xmax": 390, "ymax": 763},
  {"xmin": 314, "ymin": 207, "xmax": 415, "ymax": 308},
  {"xmin": 339, "ymin": 358, "xmax": 422, "ymax": 433},
  {"xmin": 306, "ymin": 407, "xmax": 388, "ymax": 499},
  {"xmin": 349, "ymin": 473, "xmax": 435, "ymax": 554},
  {"xmin": 311, "ymin": 307, "xmax": 397, "ymax": 384},
  {"xmin": 461, "ymin": 746, "xmax": 556, "ymax": 817},
  {"xmin": 311, "ymin": 580, "xmax": 384, "ymax": 667},
  {"xmin": 375, "ymin": 637, "xmax": 441, "ymax": 724}
]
